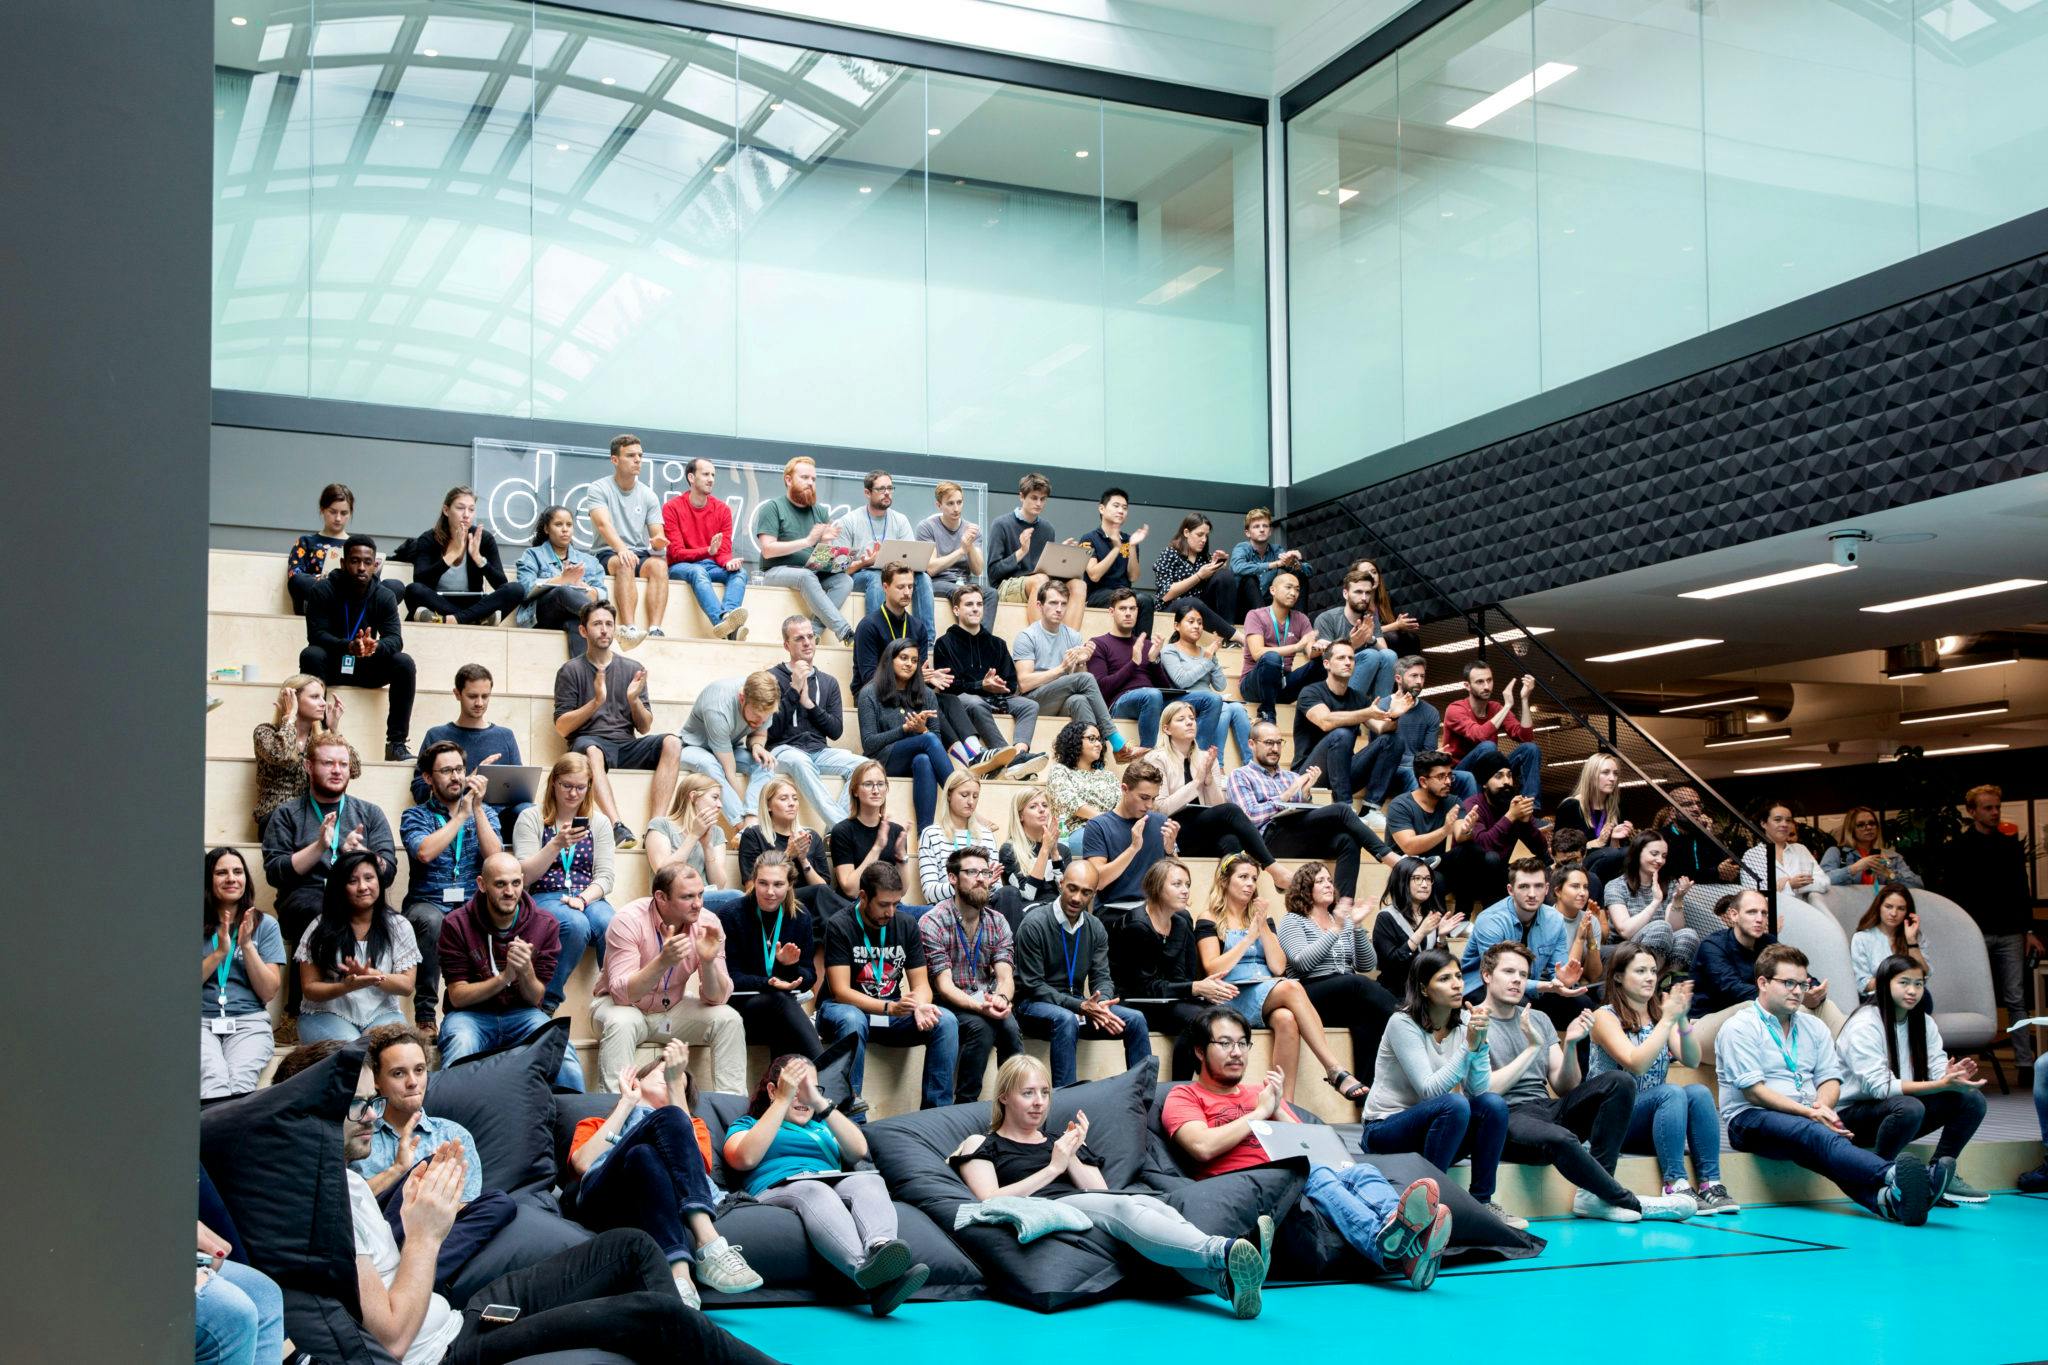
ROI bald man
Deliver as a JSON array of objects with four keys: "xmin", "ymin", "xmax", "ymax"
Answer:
[{"xmin": 437, "ymin": 851, "xmax": 584, "ymax": 1090}]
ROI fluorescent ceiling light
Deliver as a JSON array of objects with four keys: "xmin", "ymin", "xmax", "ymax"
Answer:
[
  {"xmin": 1335, "ymin": 187, "xmax": 1358, "ymax": 204},
  {"xmin": 1920, "ymin": 742, "xmax": 2010, "ymax": 756},
  {"xmin": 1417, "ymin": 682, "xmax": 1464, "ymax": 697},
  {"xmin": 1703, "ymin": 729, "xmax": 1791, "ymax": 749},
  {"xmin": 1658, "ymin": 692, "xmax": 1760, "ymax": 715},
  {"xmin": 1679, "ymin": 563, "xmax": 1854, "ymax": 600},
  {"xmin": 1136, "ymin": 265, "xmax": 1222, "ymax": 307},
  {"xmin": 230, "ymin": 15, "xmax": 249, "ymax": 24},
  {"xmin": 1424, "ymin": 627, "xmax": 1552, "ymax": 655},
  {"xmin": 1732, "ymin": 762, "xmax": 1823, "ymax": 775},
  {"xmin": 1074, "ymin": 149, "xmax": 1089, "ymax": 158},
  {"xmin": 1899, "ymin": 701, "xmax": 2010, "ymax": 725},
  {"xmin": 1586, "ymin": 638, "xmax": 1722, "ymax": 663},
  {"xmin": 1860, "ymin": 578, "xmax": 2046, "ymax": 613},
  {"xmin": 1544, "ymin": 757, "xmax": 1585, "ymax": 769},
  {"xmin": 1888, "ymin": 671, "xmax": 1928, "ymax": 681},
  {"xmin": 1943, "ymin": 657, "xmax": 2018, "ymax": 674},
  {"xmin": 1447, "ymin": 62, "xmax": 1577, "ymax": 130}
]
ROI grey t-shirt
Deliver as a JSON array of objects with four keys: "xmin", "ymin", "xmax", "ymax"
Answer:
[
  {"xmin": 586, "ymin": 478, "xmax": 662, "ymax": 554},
  {"xmin": 678, "ymin": 675, "xmax": 754, "ymax": 754},
  {"xmin": 1486, "ymin": 1006, "xmax": 1560, "ymax": 1107},
  {"xmin": 553, "ymin": 653, "xmax": 647, "ymax": 744},
  {"xmin": 835, "ymin": 506, "xmax": 913, "ymax": 558},
  {"xmin": 1312, "ymin": 604, "xmax": 1377, "ymax": 648},
  {"xmin": 916, "ymin": 512, "xmax": 973, "ymax": 588},
  {"xmin": 1012, "ymin": 621, "xmax": 1086, "ymax": 672}
]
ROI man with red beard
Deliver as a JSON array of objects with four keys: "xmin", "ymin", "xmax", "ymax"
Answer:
[{"xmin": 753, "ymin": 455, "xmax": 869, "ymax": 645}]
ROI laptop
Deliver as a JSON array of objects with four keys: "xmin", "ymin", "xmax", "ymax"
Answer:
[
  {"xmin": 1250, "ymin": 1120, "xmax": 1358, "ymax": 1169},
  {"xmin": 873, "ymin": 539, "xmax": 935, "ymax": 573},
  {"xmin": 1033, "ymin": 542, "xmax": 1089, "ymax": 579},
  {"xmin": 479, "ymin": 764, "xmax": 542, "ymax": 808}
]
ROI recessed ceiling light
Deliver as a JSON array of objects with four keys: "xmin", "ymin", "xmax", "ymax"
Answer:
[
  {"xmin": 1424, "ymin": 627, "xmax": 1553, "ymax": 655},
  {"xmin": 1919, "ymin": 742, "xmax": 2011, "ymax": 757},
  {"xmin": 769, "ymin": 101, "xmax": 783, "ymax": 110},
  {"xmin": 1075, "ymin": 149, "xmax": 1089, "ymax": 158},
  {"xmin": 423, "ymin": 48, "xmax": 439, "ymax": 57},
  {"xmin": 1732, "ymin": 761, "xmax": 1823, "ymax": 775},
  {"xmin": 1679, "ymin": 563, "xmax": 1855, "ymax": 600},
  {"xmin": 1658, "ymin": 692, "xmax": 1761, "ymax": 715},
  {"xmin": 858, "ymin": 185, "xmax": 872, "ymax": 193},
  {"xmin": 1943, "ymin": 656, "xmax": 2018, "ymax": 674},
  {"xmin": 711, "ymin": 162, "xmax": 725, "ymax": 172},
  {"xmin": 230, "ymin": 15, "xmax": 248, "ymax": 25},
  {"xmin": 928, "ymin": 127, "xmax": 941, "ymax": 135},
  {"xmin": 1586, "ymin": 638, "xmax": 1722, "ymax": 663},
  {"xmin": 1702, "ymin": 729, "xmax": 1792, "ymax": 749},
  {"xmin": 555, "ymin": 142, "xmax": 569, "ymax": 151},
  {"xmin": 1317, "ymin": 188, "xmax": 1330, "ymax": 196},
  {"xmin": 1899, "ymin": 701, "xmax": 2010, "ymax": 725},
  {"xmin": 1876, "ymin": 531, "xmax": 1937, "ymax": 544},
  {"xmin": 600, "ymin": 75, "xmax": 616, "ymax": 85},
  {"xmin": 1447, "ymin": 61, "xmax": 1576, "ymax": 130},
  {"xmin": 1860, "ymin": 578, "xmax": 2047, "ymax": 613},
  {"xmin": 390, "ymin": 119, "xmax": 404, "ymax": 127}
]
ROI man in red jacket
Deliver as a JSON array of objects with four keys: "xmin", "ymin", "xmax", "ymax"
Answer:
[
  {"xmin": 1441, "ymin": 660, "xmax": 1540, "ymax": 809},
  {"xmin": 661, "ymin": 456, "xmax": 749, "ymax": 640}
]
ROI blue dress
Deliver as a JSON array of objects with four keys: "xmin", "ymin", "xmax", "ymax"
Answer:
[{"xmin": 1214, "ymin": 924, "xmax": 1279, "ymax": 1025}]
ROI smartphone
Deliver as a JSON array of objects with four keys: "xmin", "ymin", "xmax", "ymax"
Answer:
[
  {"xmin": 480, "ymin": 1304, "xmax": 522, "ymax": 1327},
  {"xmin": 571, "ymin": 816, "xmax": 590, "ymax": 829}
]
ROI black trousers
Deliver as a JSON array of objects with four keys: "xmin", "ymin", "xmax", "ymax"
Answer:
[
  {"xmin": 446, "ymin": 1227, "xmax": 782, "ymax": 1365},
  {"xmin": 934, "ymin": 691, "xmax": 1005, "ymax": 753},
  {"xmin": 1839, "ymin": 1089, "xmax": 1988, "ymax": 1163},
  {"xmin": 1163, "ymin": 568, "xmax": 1240, "ymax": 640},
  {"xmin": 1132, "ymin": 999, "xmax": 1206, "ymax": 1079},
  {"xmin": 1085, "ymin": 586, "xmax": 1155, "ymax": 638},
  {"xmin": 1439, "ymin": 842, "xmax": 1505, "ymax": 916},
  {"xmin": 1299, "ymin": 973, "xmax": 1398, "ymax": 1084},
  {"xmin": 951, "ymin": 1007, "xmax": 1025, "ymax": 1104},
  {"xmin": 277, "ymin": 886, "xmax": 325, "ymax": 1014},
  {"xmin": 531, "ymin": 584, "xmax": 601, "ymax": 648},
  {"xmin": 298, "ymin": 644, "xmax": 415, "ymax": 746},
  {"xmin": 1174, "ymin": 802, "xmax": 1274, "ymax": 863},
  {"xmin": 405, "ymin": 580, "xmax": 526, "ymax": 625},
  {"xmin": 733, "ymin": 988, "xmax": 823, "ymax": 1060},
  {"xmin": 1504, "ymin": 1070, "xmax": 1637, "ymax": 1206},
  {"xmin": 1261, "ymin": 805, "xmax": 1391, "ymax": 899},
  {"xmin": 400, "ymin": 898, "xmax": 447, "ymax": 1028}
]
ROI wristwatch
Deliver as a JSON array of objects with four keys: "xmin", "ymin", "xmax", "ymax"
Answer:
[{"xmin": 812, "ymin": 1099, "xmax": 837, "ymax": 1122}]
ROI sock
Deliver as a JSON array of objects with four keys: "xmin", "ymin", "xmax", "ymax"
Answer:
[{"xmin": 1108, "ymin": 731, "xmax": 1126, "ymax": 752}]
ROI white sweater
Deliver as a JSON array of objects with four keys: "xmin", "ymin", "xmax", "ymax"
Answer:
[{"xmin": 1836, "ymin": 1006, "xmax": 1949, "ymax": 1103}]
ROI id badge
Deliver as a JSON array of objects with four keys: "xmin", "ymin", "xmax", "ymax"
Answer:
[
  {"xmin": 210, "ymin": 1016, "xmax": 236, "ymax": 1036},
  {"xmin": 339, "ymin": 654, "xmax": 357, "ymax": 676},
  {"xmin": 442, "ymin": 886, "xmax": 466, "ymax": 904},
  {"xmin": 656, "ymin": 1014, "xmax": 671, "ymax": 1035}
]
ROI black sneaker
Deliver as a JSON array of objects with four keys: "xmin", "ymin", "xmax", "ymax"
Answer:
[
  {"xmin": 867, "ymin": 1262, "xmax": 928, "ymax": 1317},
  {"xmin": 384, "ymin": 742, "xmax": 414, "ymax": 763},
  {"xmin": 853, "ymin": 1238, "xmax": 913, "ymax": 1291},
  {"xmin": 2016, "ymin": 1160, "xmax": 2048, "ymax": 1194},
  {"xmin": 1878, "ymin": 1154, "xmax": 1931, "ymax": 1226},
  {"xmin": 614, "ymin": 822, "xmax": 639, "ymax": 851}
]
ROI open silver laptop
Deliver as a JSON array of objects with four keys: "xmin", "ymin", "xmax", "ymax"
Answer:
[
  {"xmin": 873, "ymin": 539, "xmax": 935, "ymax": 573},
  {"xmin": 1250, "ymin": 1120, "xmax": 1357, "ymax": 1169},
  {"xmin": 1033, "ymin": 542, "xmax": 1089, "ymax": 579}
]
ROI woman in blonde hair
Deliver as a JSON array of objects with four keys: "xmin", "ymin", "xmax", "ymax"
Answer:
[
  {"xmin": 950, "ymin": 1054, "xmax": 1270, "ymax": 1318},
  {"xmin": 512, "ymin": 751, "xmax": 616, "ymax": 1012},
  {"xmin": 645, "ymin": 773, "xmax": 743, "ymax": 912},
  {"xmin": 1196, "ymin": 853, "xmax": 1370, "ymax": 1103},
  {"xmin": 1554, "ymin": 752, "xmax": 1633, "ymax": 896},
  {"xmin": 999, "ymin": 786, "xmax": 1067, "ymax": 913},
  {"xmin": 252, "ymin": 673, "xmax": 355, "ymax": 827},
  {"xmin": 1823, "ymin": 806, "xmax": 1921, "ymax": 889},
  {"xmin": 915, "ymin": 769, "xmax": 1023, "ymax": 906},
  {"xmin": 738, "ymin": 775, "xmax": 847, "ymax": 915}
]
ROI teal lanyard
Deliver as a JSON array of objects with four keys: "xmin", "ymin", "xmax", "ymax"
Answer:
[
  {"xmin": 1756, "ymin": 1005, "xmax": 1802, "ymax": 1078},
  {"xmin": 437, "ymin": 810, "xmax": 465, "ymax": 872},
  {"xmin": 558, "ymin": 844, "xmax": 576, "ymax": 887},
  {"xmin": 760, "ymin": 905, "xmax": 786, "ymax": 978},
  {"xmin": 310, "ymin": 795, "xmax": 348, "ymax": 858},
  {"xmin": 860, "ymin": 918, "xmax": 898, "ymax": 997},
  {"xmin": 209, "ymin": 933, "xmax": 232, "ymax": 1013}
]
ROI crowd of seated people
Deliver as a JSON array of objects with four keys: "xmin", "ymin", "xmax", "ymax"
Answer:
[{"xmin": 199, "ymin": 457, "xmax": 2039, "ymax": 1363}]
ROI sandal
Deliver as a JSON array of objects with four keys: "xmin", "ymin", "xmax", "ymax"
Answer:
[{"xmin": 1328, "ymin": 1068, "xmax": 1368, "ymax": 1103}]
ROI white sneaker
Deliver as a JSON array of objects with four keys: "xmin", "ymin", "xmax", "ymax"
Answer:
[
  {"xmin": 672, "ymin": 1266, "xmax": 701, "ymax": 1309},
  {"xmin": 1571, "ymin": 1190, "xmax": 1642, "ymax": 1223},
  {"xmin": 1636, "ymin": 1192, "xmax": 1697, "ymax": 1221},
  {"xmin": 1361, "ymin": 806, "xmax": 1388, "ymax": 837},
  {"xmin": 620, "ymin": 624, "xmax": 645, "ymax": 646},
  {"xmin": 694, "ymin": 1237, "xmax": 764, "ymax": 1294}
]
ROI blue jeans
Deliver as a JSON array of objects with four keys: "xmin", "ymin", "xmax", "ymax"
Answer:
[
  {"xmin": 1361, "ymin": 1090, "xmax": 1509, "ymax": 1201},
  {"xmin": 816, "ymin": 1000, "xmax": 959, "ymax": 1109},
  {"xmin": 1110, "ymin": 688, "xmax": 1165, "ymax": 747},
  {"xmin": 850, "ymin": 567, "xmax": 936, "ymax": 637},
  {"xmin": 1623, "ymin": 1082, "xmax": 1722, "ymax": 1184},
  {"xmin": 531, "ymin": 890, "xmax": 614, "ymax": 1015},
  {"xmin": 1014, "ymin": 1000, "xmax": 1152, "ymax": 1087},
  {"xmin": 1727, "ymin": 1107, "xmax": 1891, "ymax": 1212},
  {"xmin": 441, "ymin": 1007, "xmax": 585, "ymax": 1091},
  {"xmin": 667, "ymin": 561, "xmax": 747, "ymax": 625},
  {"xmin": 772, "ymin": 743, "xmax": 866, "ymax": 827},
  {"xmin": 1353, "ymin": 647, "xmax": 1398, "ymax": 709},
  {"xmin": 1457, "ymin": 740, "xmax": 1540, "ymax": 805},
  {"xmin": 1215, "ymin": 698, "xmax": 1254, "ymax": 765},
  {"xmin": 676, "ymin": 746, "xmax": 771, "ymax": 826},
  {"xmin": 195, "ymin": 1259, "xmax": 284, "ymax": 1365},
  {"xmin": 1299, "ymin": 726, "xmax": 1403, "ymax": 808},
  {"xmin": 881, "ymin": 733, "xmax": 950, "ymax": 829},
  {"xmin": 1240, "ymin": 652, "xmax": 1316, "ymax": 722},
  {"xmin": 575, "ymin": 1106, "xmax": 721, "ymax": 1263},
  {"xmin": 1302, "ymin": 1164, "xmax": 1400, "ymax": 1269},
  {"xmin": 299, "ymin": 1005, "xmax": 405, "ymax": 1042}
]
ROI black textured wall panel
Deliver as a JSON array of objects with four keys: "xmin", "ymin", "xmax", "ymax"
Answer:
[{"xmin": 1288, "ymin": 252, "xmax": 2048, "ymax": 613}]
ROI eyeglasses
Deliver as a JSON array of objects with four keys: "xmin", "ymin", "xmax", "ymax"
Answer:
[
  {"xmin": 956, "ymin": 866, "xmax": 993, "ymax": 880},
  {"xmin": 1206, "ymin": 1038, "xmax": 1252, "ymax": 1053},
  {"xmin": 348, "ymin": 1095, "xmax": 388, "ymax": 1122},
  {"xmin": 1768, "ymin": 977, "xmax": 1812, "ymax": 990}
]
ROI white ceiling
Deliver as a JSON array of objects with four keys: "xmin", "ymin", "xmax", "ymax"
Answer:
[{"xmin": 1503, "ymin": 473, "xmax": 2048, "ymax": 777}]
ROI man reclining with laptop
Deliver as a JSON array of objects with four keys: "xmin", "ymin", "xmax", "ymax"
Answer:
[{"xmin": 1164, "ymin": 1005, "xmax": 1454, "ymax": 1290}]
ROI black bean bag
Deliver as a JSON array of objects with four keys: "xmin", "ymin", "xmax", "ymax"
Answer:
[
  {"xmin": 1142, "ymin": 1082, "xmax": 1545, "ymax": 1278},
  {"xmin": 430, "ymin": 1017, "xmax": 575, "ymax": 1202}
]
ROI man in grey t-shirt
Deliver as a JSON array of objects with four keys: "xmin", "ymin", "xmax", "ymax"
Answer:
[
  {"xmin": 1007, "ymin": 579, "xmax": 1118, "ymax": 749},
  {"xmin": 1478, "ymin": 940, "xmax": 1692, "ymax": 1221},
  {"xmin": 551, "ymin": 600, "xmax": 679, "ymax": 851},
  {"xmin": 585, "ymin": 434, "xmax": 671, "ymax": 645},
  {"xmin": 675, "ymin": 670, "xmax": 781, "ymax": 828},
  {"xmin": 915, "ymin": 480, "xmax": 984, "ymax": 593}
]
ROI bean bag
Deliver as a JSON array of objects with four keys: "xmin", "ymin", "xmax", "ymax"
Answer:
[{"xmin": 429, "ymin": 1017, "xmax": 574, "ymax": 1202}]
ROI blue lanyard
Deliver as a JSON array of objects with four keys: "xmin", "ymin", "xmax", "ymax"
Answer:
[
  {"xmin": 209, "ymin": 933, "xmax": 232, "ymax": 1011},
  {"xmin": 310, "ymin": 795, "xmax": 348, "ymax": 857},
  {"xmin": 436, "ymin": 810, "xmax": 465, "ymax": 872},
  {"xmin": 341, "ymin": 589, "xmax": 374, "ymax": 644},
  {"xmin": 1059, "ymin": 917, "xmax": 1082, "ymax": 993},
  {"xmin": 868, "ymin": 512, "xmax": 889, "ymax": 546},
  {"xmin": 760, "ymin": 905, "xmax": 786, "ymax": 978},
  {"xmin": 953, "ymin": 912, "xmax": 986, "ymax": 987},
  {"xmin": 1755, "ymin": 1005, "xmax": 1802, "ymax": 1078}
]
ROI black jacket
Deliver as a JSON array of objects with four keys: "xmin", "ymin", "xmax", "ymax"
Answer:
[
  {"xmin": 933, "ymin": 625, "xmax": 1020, "ymax": 700},
  {"xmin": 302, "ymin": 574, "xmax": 404, "ymax": 657},
  {"xmin": 400, "ymin": 528, "xmax": 509, "ymax": 593},
  {"xmin": 1941, "ymin": 826, "xmax": 2034, "ymax": 937}
]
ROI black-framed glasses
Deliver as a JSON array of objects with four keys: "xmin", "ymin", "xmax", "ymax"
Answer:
[
  {"xmin": 955, "ymin": 866, "xmax": 993, "ymax": 880},
  {"xmin": 1768, "ymin": 977, "xmax": 1812, "ymax": 990},
  {"xmin": 1206, "ymin": 1037, "xmax": 1252, "ymax": 1053},
  {"xmin": 348, "ymin": 1095, "xmax": 388, "ymax": 1122}
]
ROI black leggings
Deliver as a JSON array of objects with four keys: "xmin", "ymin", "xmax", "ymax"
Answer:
[
  {"xmin": 1161, "ymin": 567, "xmax": 1240, "ymax": 640},
  {"xmin": 733, "ymin": 988, "xmax": 823, "ymax": 1060},
  {"xmin": 1132, "ymin": 999, "xmax": 1206, "ymax": 1080},
  {"xmin": 405, "ymin": 579, "xmax": 526, "ymax": 625},
  {"xmin": 446, "ymin": 1227, "xmax": 780, "ymax": 1365},
  {"xmin": 532, "ymin": 584, "xmax": 601, "ymax": 648},
  {"xmin": 1173, "ymin": 803, "xmax": 1274, "ymax": 863},
  {"xmin": 1299, "ymin": 973, "xmax": 1398, "ymax": 1084}
]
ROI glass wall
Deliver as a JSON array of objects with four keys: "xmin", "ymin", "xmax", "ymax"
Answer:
[
  {"xmin": 1288, "ymin": 0, "xmax": 2048, "ymax": 483},
  {"xmin": 212, "ymin": 1, "xmax": 1268, "ymax": 481}
]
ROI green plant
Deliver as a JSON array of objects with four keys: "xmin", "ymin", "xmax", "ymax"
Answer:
[{"xmin": 1886, "ymin": 753, "xmax": 1966, "ymax": 868}]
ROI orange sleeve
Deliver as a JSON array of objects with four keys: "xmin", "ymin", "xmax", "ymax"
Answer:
[{"xmin": 568, "ymin": 1115, "xmax": 607, "ymax": 1161}]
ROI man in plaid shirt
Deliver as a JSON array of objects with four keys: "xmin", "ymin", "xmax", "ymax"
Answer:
[
  {"xmin": 1224, "ymin": 720, "xmax": 1399, "ymax": 900},
  {"xmin": 919, "ymin": 845, "xmax": 1023, "ymax": 1104}
]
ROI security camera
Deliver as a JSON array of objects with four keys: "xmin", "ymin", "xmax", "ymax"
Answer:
[{"xmin": 1828, "ymin": 529, "xmax": 1871, "ymax": 568}]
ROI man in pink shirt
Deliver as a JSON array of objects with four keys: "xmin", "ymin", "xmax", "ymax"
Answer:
[
  {"xmin": 661, "ymin": 456, "xmax": 750, "ymax": 640},
  {"xmin": 596, "ymin": 863, "xmax": 746, "ymax": 1092},
  {"xmin": 1440, "ymin": 660, "xmax": 1540, "ymax": 809}
]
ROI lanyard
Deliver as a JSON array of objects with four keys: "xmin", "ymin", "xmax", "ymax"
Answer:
[
  {"xmin": 436, "ymin": 810, "xmax": 465, "ymax": 872},
  {"xmin": 859, "ymin": 917, "xmax": 898, "ymax": 997},
  {"xmin": 558, "ymin": 843, "xmax": 576, "ymax": 887},
  {"xmin": 759, "ymin": 905, "xmax": 786, "ymax": 978},
  {"xmin": 1269, "ymin": 610, "xmax": 1292, "ymax": 645},
  {"xmin": 885, "ymin": 610, "xmax": 908, "ymax": 642},
  {"xmin": 209, "ymin": 934, "xmax": 232, "ymax": 1015},
  {"xmin": 1059, "ymin": 917, "xmax": 1083, "ymax": 993},
  {"xmin": 868, "ymin": 512, "xmax": 889, "ymax": 546},
  {"xmin": 310, "ymin": 795, "xmax": 349, "ymax": 858},
  {"xmin": 953, "ymin": 912, "xmax": 986, "ymax": 987},
  {"xmin": 341, "ymin": 589, "xmax": 374, "ymax": 645},
  {"xmin": 1755, "ymin": 1005, "xmax": 1802, "ymax": 1079}
]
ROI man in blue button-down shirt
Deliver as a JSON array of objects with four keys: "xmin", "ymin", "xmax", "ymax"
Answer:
[
  {"xmin": 399, "ymin": 742, "xmax": 504, "ymax": 1030},
  {"xmin": 1715, "ymin": 942, "xmax": 1935, "ymax": 1223},
  {"xmin": 1460, "ymin": 859, "xmax": 1587, "ymax": 1036},
  {"xmin": 349, "ymin": 1022, "xmax": 485, "ymax": 1203}
]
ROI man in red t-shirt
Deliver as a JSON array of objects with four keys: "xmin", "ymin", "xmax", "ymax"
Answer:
[{"xmin": 1163, "ymin": 1007, "xmax": 1455, "ymax": 1289}]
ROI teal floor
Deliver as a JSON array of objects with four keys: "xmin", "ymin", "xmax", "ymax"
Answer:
[{"xmin": 718, "ymin": 1195, "xmax": 2048, "ymax": 1365}]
